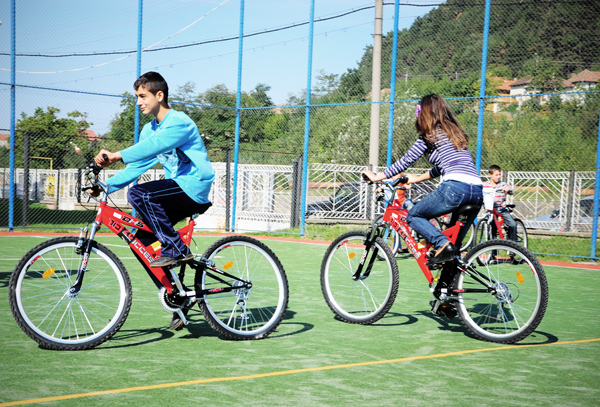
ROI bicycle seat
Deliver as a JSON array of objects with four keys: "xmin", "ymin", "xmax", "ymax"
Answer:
[
  {"xmin": 448, "ymin": 204, "xmax": 481, "ymax": 225},
  {"xmin": 505, "ymin": 204, "xmax": 515, "ymax": 209}
]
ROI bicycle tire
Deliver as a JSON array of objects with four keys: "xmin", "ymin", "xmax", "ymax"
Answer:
[
  {"xmin": 514, "ymin": 218, "xmax": 528, "ymax": 249},
  {"xmin": 196, "ymin": 235, "xmax": 289, "ymax": 340},
  {"xmin": 373, "ymin": 215, "xmax": 400, "ymax": 260},
  {"xmin": 475, "ymin": 220, "xmax": 491, "ymax": 246},
  {"xmin": 456, "ymin": 239, "xmax": 548, "ymax": 344},
  {"xmin": 460, "ymin": 223, "xmax": 476, "ymax": 252},
  {"xmin": 9, "ymin": 237, "xmax": 132, "ymax": 350},
  {"xmin": 320, "ymin": 230, "xmax": 399, "ymax": 324}
]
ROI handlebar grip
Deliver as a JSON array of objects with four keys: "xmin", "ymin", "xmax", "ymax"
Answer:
[
  {"xmin": 90, "ymin": 153, "xmax": 109, "ymax": 174},
  {"xmin": 392, "ymin": 175, "xmax": 409, "ymax": 186}
]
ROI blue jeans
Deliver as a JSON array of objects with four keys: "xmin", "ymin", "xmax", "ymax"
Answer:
[
  {"xmin": 128, "ymin": 179, "xmax": 212, "ymax": 288},
  {"xmin": 498, "ymin": 207, "xmax": 517, "ymax": 241},
  {"xmin": 406, "ymin": 180, "xmax": 483, "ymax": 250}
]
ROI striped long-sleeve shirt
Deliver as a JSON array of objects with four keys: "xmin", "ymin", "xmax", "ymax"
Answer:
[
  {"xmin": 482, "ymin": 181, "xmax": 513, "ymax": 207},
  {"xmin": 383, "ymin": 128, "xmax": 481, "ymax": 185}
]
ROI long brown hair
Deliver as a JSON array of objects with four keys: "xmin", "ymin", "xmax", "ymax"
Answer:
[{"xmin": 415, "ymin": 94, "xmax": 468, "ymax": 150}]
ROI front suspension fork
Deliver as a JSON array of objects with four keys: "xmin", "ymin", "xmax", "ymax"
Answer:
[
  {"xmin": 70, "ymin": 222, "xmax": 99, "ymax": 294},
  {"xmin": 352, "ymin": 225, "xmax": 382, "ymax": 281}
]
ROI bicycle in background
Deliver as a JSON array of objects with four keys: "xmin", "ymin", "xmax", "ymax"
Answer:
[
  {"xmin": 475, "ymin": 204, "xmax": 528, "ymax": 249},
  {"xmin": 9, "ymin": 160, "xmax": 289, "ymax": 350},
  {"xmin": 433, "ymin": 213, "xmax": 476, "ymax": 252},
  {"xmin": 321, "ymin": 177, "xmax": 548, "ymax": 344}
]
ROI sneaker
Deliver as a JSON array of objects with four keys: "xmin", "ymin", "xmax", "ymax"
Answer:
[
  {"xmin": 429, "ymin": 242, "xmax": 456, "ymax": 265},
  {"xmin": 153, "ymin": 253, "xmax": 194, "ymax": 268},
  {"xmin": 169, "ymin": 305, "xmax": 192, "ymax": 331}
]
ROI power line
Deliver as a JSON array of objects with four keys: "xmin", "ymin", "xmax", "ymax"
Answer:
[{"xmin": 1, "ymin": 0, "xmax": 590, "ymax": 58}]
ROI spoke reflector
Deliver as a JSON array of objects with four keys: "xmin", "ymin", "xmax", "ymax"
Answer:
[
  {"xmin": 348, "ymin": 252, "xmax": 356, "ymax": 259},
  {"xmin": 516, "ymin": 272, "xmax": 524, "ymax": 284},
  {"xmin": 223, "ymin": 261, "xmax": 234, "ymax": 270},
  {"xmin": 43, "ymin": 268, "xmax": 56, "ymax": 279}
]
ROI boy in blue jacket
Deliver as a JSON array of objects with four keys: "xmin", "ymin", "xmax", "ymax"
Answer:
[{"xmin": 94, "ymin": 72, "xmax": 215, "ymax": 270}]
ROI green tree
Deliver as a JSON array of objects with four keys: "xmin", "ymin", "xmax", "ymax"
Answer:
[
  {"xmin": 522, "ymin": 57, "xmax": 564, "ymax": 92},
  {"xmin": 15, "ymin": 107, "xmax": 93, "ymax": 169},
  {"xmin": 105, "ymin": 92, "xmax": 152, "ymax": 142}
]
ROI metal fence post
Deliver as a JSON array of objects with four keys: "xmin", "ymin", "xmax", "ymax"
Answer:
[
  {"xmin": 9, "ymin": 0, "xmax": 16, "ymax": 232},
  {"xmin": 475, "ymin": 0, "xmax": 492, "ymax": 172},
  {"xmin": 225, "ymin": 148, "xmax": 231, "ymax": 232},
  {"xmin": 565, "ymin": 169, "xmax": 576, "ymax": 232},
  {"xmin": 231, "ymin": 0, "xmax": 245, "ymax": 232},
  {"xmin": 290, "ymin": 153, "xmax": 303, "ymax": 228},
  {"xmin": 55, "ymin": 169, "xmax": 61, "ymax": 210},
  {"xmin": 299, "ymin": 0, "xmax": 316, "ymax": 236},
  {"xmin": 591, "ymin": 108, "xmax": 600, "ymax": 260},
  {"xmin": 23, "ymin": 131, "xmax": 30, "ymax": 227},
  {"xmin": 386, "ymin": 0, "xmax": 400, "ymax": 167}
]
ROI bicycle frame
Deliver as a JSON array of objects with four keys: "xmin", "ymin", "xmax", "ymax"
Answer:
[
  {"xmin": 381, "ymin": 202, "xmax": 464, "ymax": 284},
  {"xmin": 72, "ymin": 199, "xmax": 193, "ymax": 295},
  {"xmin": 482, "ymin": 208, "xmax": 506, "ymax": 239}
]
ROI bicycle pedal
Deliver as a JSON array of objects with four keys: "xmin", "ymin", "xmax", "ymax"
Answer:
[
  {"xmin": 429, "ymin": 299, "xmax": 457, "ymax": 320},
  {"xmin": 175, "ymin": 308, "xmax": 189, "ymax": 326}
]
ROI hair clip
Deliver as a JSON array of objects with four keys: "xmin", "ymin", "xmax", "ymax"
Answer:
[{"xmin": 415, "ymin": 104, "xmax": 421, "ymax": 117}]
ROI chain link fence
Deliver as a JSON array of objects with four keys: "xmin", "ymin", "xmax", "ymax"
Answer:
[{"xmin": 1, "ymin": 0, "xmax": 599, "ymax": 260}]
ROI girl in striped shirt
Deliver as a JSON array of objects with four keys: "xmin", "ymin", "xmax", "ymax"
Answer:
[{"xmin": 362, "ymin": 94, "xmax": 483, "ymax": 265}]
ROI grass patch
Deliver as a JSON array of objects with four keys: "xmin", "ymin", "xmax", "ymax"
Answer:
[
  {"xmin": 0, "ymin": 204, "xmax": 596, "ymax": 262},
  {"xmin": 243, "ymin": 223, "xmax": 598, "ymax": 262}
]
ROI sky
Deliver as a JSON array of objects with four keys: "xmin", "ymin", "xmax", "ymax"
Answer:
[{"xmin": 0, "ymin": 0, "xmax": 438, "ymax": 135}]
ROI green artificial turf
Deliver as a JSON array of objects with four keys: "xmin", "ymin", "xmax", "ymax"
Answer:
[{"xmin": 0, "ymin": 235, "xmax": 598, "ymax": 406}]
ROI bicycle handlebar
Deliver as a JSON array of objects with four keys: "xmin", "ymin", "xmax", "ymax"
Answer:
[{"xmin": 81, "ymin": 154, "xmax": 108, "ymax": 194}]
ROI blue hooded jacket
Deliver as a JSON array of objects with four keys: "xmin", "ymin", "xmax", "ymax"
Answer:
[{"xmin": 105, "ymin": 109, "xmax": 215, "ymax": 204}]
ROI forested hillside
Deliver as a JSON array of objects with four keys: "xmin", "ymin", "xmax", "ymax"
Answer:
[{"xmin": 335, "ymin": 0, "xmax": 600, "ymax": 101}]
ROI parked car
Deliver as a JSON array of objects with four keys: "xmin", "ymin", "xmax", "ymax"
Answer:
[
  {"xmin": 525, "ymin": 195, "xmax": 598, "ymax": 232},
  {"xmin": 306, "ymin": 182, "xmax": 363, "ymax": 218},
  {"xmin": 305, "ymin": 180, "xmax": 436, "ymax": 219}
]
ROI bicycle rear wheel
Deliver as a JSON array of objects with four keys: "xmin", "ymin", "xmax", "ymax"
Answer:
[
  {"xmin": 460, "ymin": 223, "xmax": 476, "ymax": 252},
  {"xmin": 515, "ymin": 218, "xmax": 528, "ymax": 248},
  {"xmin": 196, "ymin": 235, "xmax": 289, "ymax": 340},
  {"xmin": 456, "ymin": 239, "xmax": 548, "ymax": 343},
  {"xmin": 475, "ymin": 220, "xmax": 491, "ymax": 246},
  {"xmin": 320, "ymin": 230, "xmax": 399, "ymax": 324},
  {"xmin": 8, "ymin": 237, "xmax": 132, "ymax": 350}
]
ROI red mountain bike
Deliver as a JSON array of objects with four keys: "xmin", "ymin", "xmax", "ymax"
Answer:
[
  {"xmin": 475, "ymin": 204, "xmax": 528, "ymax": 248},
  {"xmin": 8, "ymin": 161, "xmax": 289, "ymax": 350},
  {"xmin": 320, "ymin": 177, "xmax": 548, "ymax": 344}
]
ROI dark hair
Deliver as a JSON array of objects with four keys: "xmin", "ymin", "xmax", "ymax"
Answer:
[
  {"xmin": 134, "ymin": 71, "xmax": 169, "ymax": 105},
  {"xmin": 415, "ymin": 94, "xmax": 467, "ymax": 150},
  {"xmin": 488, "ymin": 164, "xmax": 501, "ymax": 174}
]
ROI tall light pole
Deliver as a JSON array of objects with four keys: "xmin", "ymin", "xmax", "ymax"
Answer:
[{"xmin": 368, "ymin": 0, "xmax": 383, "ymax": 170}]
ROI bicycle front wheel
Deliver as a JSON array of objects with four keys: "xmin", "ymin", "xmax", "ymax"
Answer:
[
  {"xmin": 196, "ymin": 235, "xmax": 289, "ymax": 340},
  {"xmin": 8, "ymin": 237, "xmax": 132, "ymax": 350},
  {"xmin": 457, "ymin": 239, "xmax": 548, "ymax": 344},
  {"xmin": 320, "ymin": 230, "xmax": 399, "ymax": 324}
]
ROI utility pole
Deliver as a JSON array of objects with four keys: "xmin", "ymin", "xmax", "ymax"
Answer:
[{"xmin": 368, "ymin": 0, "xmax": 383, "ymax": 169}]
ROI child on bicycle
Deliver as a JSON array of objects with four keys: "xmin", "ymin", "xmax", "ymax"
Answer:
[
  {"xmin": 362, "ymin": 94, "xmax": 483, "ymax": 266},
  {"xmin": 93, "ymin": 72, "xmax": 215, "ymax": 269},
  {"xmin": 483, "ymin": 164, "xmax": 517, "ymax": 241}
]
